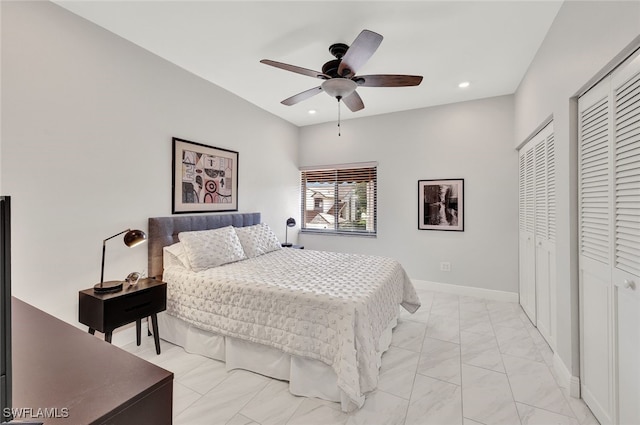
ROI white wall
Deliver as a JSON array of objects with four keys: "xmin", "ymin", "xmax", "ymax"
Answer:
[
  {"xmin": 0, "ymin": 1, "xmax": 299, "ymax": 330},
  {"xmin": 299, "ymin": 95, "xmax": 518, "ymax": 294},
  {"xmin": 514, "ymin": 1, "xmax": 640, "ymax": 379}
]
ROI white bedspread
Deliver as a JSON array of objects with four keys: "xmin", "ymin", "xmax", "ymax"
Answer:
[{"xmin": 164, "ymin": 248, "xmax": 421, "ymax": 411}]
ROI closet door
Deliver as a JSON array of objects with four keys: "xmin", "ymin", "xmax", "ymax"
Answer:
[
  {"xmin": 519, "ymin": 142, "xmax": 537, "ymax": 323},
  {"xmin": 579, "ymin": 78, "xmax": 614, "ymax": 425},
  {"xmin": 579, "ymin": 51, "xmax": 640, "ymax": 425},
  {"xmin": 535, "ymin": 128, "xmax": 556, "ymax": 349},
  {"xmin": 611, "ymin": 53, "xmax": 640, "ymax": 425},
  {"xmin": 519, "ymin": 122, "xmax": 556, "ymax": 340}
]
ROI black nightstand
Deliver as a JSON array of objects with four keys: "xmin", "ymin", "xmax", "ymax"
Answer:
[
  {"xmin": 282, "ymin": 244, "xmax": 304, "ymax": 249},
  {"xmin": 79, "ymin": 278, "xmax": 167, "ymax": 354}
]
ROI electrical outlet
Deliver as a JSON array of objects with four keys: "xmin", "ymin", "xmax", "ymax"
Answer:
[{"xmin": 440, "ymin": 262, "xmax": 451, "ymax": 272}]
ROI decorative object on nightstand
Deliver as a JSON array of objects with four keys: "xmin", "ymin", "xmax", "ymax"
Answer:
[
  {"xmin": 95, "ymin": 228, "xmax": 147, "ymax": 293},
  {"xmin": 79, "ymin": 278, "xmax": 167, "ymax": 353},
  {"xmin": 282, "ymin": 217, "xmax": 296, "ymax": 247},
  {"xmin": 125, "ymin": 271, "xmax": 141, "ymax": 286}
]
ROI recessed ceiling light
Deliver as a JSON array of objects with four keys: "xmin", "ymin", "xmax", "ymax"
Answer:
[
  {"xmin": 458, "ymin": 81, "xmax": 470, "ymax": 88},
  {"xmin": 308, "ymin": 110, "xmax": 317, "ymax": 115}
]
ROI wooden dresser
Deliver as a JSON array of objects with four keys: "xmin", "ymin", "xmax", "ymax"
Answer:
[{"xmin": 10, "ymin": 298, "xmax": 173, "ymax": 424}]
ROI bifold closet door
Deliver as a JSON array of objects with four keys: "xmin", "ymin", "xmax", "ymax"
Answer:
[
  {"xmin": 519, "ymin": 141, "xmax": 536, "ymax": 324},
  {"xmin": 579, "ymin": 75, "xmax": 614, "ymax": 425},
  {"xmin": 579, "ymin": 50, "xmax": 640, "ymax": 425},
  {"xmin": 610, "ymin": 52, "xmax": 640, "ymax": 425},
  {"xmin": 518, "ymin": 122, "xmax": 556, "ymax": 350},
  {"xmin": 534, "ymin": 128, "xmax": 556, "ymax": 349}
]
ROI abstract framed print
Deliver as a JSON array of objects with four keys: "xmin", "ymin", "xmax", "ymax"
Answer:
[{"xmin": 172, "ymin": 137, "xmax": 238, "ymax": 213}]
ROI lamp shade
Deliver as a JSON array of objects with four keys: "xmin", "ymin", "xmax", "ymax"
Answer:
[
  {"xmin": 124, "ymin": 229, "xmax": 147, "ymax": 247},
  {"xmin": 286, "ymin": 217, "xmax": 296, "ymax": 227}
]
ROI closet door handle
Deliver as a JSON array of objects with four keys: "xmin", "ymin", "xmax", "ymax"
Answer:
[{"xmin": 623, "ymin": 279, "xmax": 636, "ymax": 290}]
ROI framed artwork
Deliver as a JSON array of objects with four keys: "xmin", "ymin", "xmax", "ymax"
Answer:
[
  {"xmin": 172, "ymin": 137, "xmax": 238, "ymax": 214},
  {"xmin": 418, "ymin": 179, "xmax": 464, "ymax": 231}
]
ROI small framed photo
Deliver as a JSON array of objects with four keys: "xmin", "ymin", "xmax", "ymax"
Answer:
[
  {"xmin": 418, "ymin": 179, "xmax": 464, "ymax": 231},
  {"xmin": 172, "ymin": 137, "xmax": 238, "ymax": 214}
]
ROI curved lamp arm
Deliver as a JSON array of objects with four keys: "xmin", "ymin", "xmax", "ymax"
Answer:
[{"xmin": 100, "ymin": 228, "xmax": 147, "ymax": 283}]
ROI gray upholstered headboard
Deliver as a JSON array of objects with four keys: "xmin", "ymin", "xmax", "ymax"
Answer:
[{"xmin": 147, "ymin": 212, "xmax": 261, "ymax": 280}]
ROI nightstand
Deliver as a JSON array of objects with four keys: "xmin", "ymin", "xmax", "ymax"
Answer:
[
  {"xmin": 79, "ymin": 278, "xmax": 167, "ymax": 354},
  {"xmin": 282, "ymin": 244, "xmax": 304, "ymax": 249}
]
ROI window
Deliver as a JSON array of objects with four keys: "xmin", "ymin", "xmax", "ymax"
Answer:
[{"xmin": 300, "ymin": 162, "xmax": 377, "ymax": 236}]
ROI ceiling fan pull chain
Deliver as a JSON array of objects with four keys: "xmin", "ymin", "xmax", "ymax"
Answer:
[{"xmin": 338, "ymin": 97, "xmax": 341, "ymax": 136}]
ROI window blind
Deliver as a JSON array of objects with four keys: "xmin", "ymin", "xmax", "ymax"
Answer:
[{"xmin": 300, "ymin": 163, "xmax": 377, "ymax": 235}]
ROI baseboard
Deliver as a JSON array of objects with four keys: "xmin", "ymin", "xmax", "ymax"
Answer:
[
  {"xmin": 553, "ymin": 351, "xmax": 581, "ymax": 398},
  {"xmin": 411, "ymin": 279, "xmax": 519, "ymax": 303}
]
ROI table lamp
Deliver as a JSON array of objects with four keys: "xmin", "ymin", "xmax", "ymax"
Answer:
[
  {"xmin": 282, "ymin": 217, "xmax": 296, "ymax": 247},
  {"xmin": 94, "ymin": 228, "xmax": 147, "ymax": 293}
]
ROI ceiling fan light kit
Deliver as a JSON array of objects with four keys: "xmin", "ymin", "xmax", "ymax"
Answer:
[
  {"xmin": 321, "ymin": 78, "xmax": 357, "ymax": 99},
  {"xmin": 260, "ymin": 29, "xmax": 423, "ymax": 134}
]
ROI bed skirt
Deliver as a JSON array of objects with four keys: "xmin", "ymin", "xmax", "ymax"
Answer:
[{"xmin": 157, "ymin": 310, "xmax": 398, "ymax": 411}]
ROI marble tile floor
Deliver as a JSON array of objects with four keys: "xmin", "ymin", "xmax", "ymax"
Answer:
[{"xmin": 122, "ymin": 289, "xmax": 600, "ymax": 425}]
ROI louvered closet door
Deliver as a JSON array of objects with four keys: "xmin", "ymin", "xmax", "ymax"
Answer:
[
  {"xmin": 579, "ymin": 77, "xmax": 614, "ymax": 425},
  {"xmin": 610, "ymin": 52, "xmax": 640, "ymax": 425},
  {"xmin": 518, "ymin": 121, "xmax": 556, "ymax": 340},
  {"xmin": 519, "ymin": 142, "xmax": 537, "ymax": 323},
  {"xmin": 535, "ymin": 127, "xmax": 556, "ymax": 349}
]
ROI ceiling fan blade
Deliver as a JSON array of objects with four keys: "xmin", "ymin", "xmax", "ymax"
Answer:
[
  {"xmin": 260, "ymin": 59, "xmax": 329, "ymax": 79},
  {"xmin": 338, "ymin": 30, "xmax": 383, "ymax": 78},
  {"xmin": 281, "ymin": 86, "xmax": 324, "ymax": 106},
  {"xmin": 355, "ymin": 74, "xmax": 423, "ymax": 87},
  {"xmin": 342, "ymin": 91, "xmax": 364, "ymax": 112}
]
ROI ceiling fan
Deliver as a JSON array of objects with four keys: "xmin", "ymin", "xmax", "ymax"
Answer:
[{"xmin": 260, "ymin": 29, "xmax": 423, "ymax": 113}]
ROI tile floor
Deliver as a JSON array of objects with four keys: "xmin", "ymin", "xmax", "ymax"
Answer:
[{"xmin": 122, "ymin": 288, "xmax": 600, "ymax": 425}]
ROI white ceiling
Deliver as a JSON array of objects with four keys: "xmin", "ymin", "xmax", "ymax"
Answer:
[{"xmin": 53, "ymin": 1, "xmax": 563, "ymax": 127}]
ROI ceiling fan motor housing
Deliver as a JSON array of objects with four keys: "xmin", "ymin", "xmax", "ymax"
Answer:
[
  {"xmin": 328, "ymin": 43, "xmax": 349, "ymax": 59},
  {"xmin": 322, "ymin": 59, "xmax": 342, "ymax": 78},
  {"xmin": 323, "ymin": 43, "xmax": 352, "ymax": 77}
]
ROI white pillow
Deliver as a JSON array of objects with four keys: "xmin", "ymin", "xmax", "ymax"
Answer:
[
  {"xmin": 178, "ymin": 226, "xmax": 246, "ymax": 272},
  {"xmin": 163, "ymin": 242, "xmax": 190, "ymax": 269},
  {"xmin": 234, "ymin": 223, "xmax": 282, "ymax": 258}
]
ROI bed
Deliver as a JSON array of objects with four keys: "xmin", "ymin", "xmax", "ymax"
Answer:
[{"xmin": 148, "ymin": 213, "xmax": 420, "ymax": 412}]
